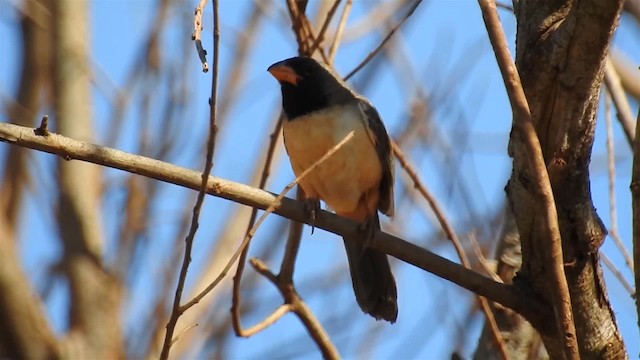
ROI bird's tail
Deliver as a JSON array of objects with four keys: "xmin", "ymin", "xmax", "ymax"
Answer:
[{"xmin": 343, "ymin": 213, "xmax": 398, "ymax": 322}]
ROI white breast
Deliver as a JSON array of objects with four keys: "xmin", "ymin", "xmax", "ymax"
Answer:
[{"xmin": 282, "ymin": 105, "xmax": 382, "ymax": 214}]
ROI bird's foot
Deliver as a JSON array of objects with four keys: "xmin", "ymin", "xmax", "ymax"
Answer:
[{"xmin": 304, "ymin": 198, "xmax": 321, "ymax": 235}]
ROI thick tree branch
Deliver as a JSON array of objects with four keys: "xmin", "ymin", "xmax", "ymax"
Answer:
[
  {"xmin": 506, "ymin": 0, "xmax": 627, "ymax": 357},
  {"xmin": 0, "ymin": 121, "xmax": 541, "ymax": 324},
  {"xmin": 477, "ymin": 1, "xmax": 578, "ymax": 358}
]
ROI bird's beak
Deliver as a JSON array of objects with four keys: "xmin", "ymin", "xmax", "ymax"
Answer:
[{"xmin": 268, "ymin": 63, "xmax": 301, "ymax": 85}]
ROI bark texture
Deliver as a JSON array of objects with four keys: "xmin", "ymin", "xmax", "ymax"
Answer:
[
  {"xmin": 474, "ymin": 213, "xmax": 547, "ymax": 359},
  {"xmin": 507, "ymin": 0, "xmax": 627, "ymax": 358}
]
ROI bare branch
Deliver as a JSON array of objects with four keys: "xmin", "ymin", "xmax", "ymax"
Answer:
[
  {"xmin": 232, "ymin": 132, "xmax": 353, "ymax": 326},
  {"xmin": 600, "ymin": 253, "xmax": 635, "ymax": 297},
  {"xmin": 229, "ymin": 115, "xmax": 285, "ymax": 346},
  {"xmin": 308, "ymin": 0, "xmax": 341, "ymax": 55},
  {"xmin": 159, "ymin": 0, "xmax": 220, "ymax": 357},
  {"xmin": 604, "ymin": 56, "xmax": 636, "ymax": 147},
  {"xmin": 229, "ymin": 133, "xmax": 354, "ymax": 358},
  {"xmin": 249, "ymin": 258, "xmax": 339, "ymax": 359},
  {"xmin": 392, "ymin": 140, "xmax": 509, "ymax": 360},
  {"xmin": 182, "ymin": 132, "xmax": 353, "ymax": 314},
  {"xmin": 610, "ymin": 51, "xmax": 640, "ymax": 101},
  {"xmin": 344, "ymin": 0, "xmax": 421, "ymax": 80},
  {"xmin": 328, "ymin": 0, "xmax": 352, "ymax": 63},
  {"xmin": 0, "ymin": 121, "xmax": 537, "ymax": 323},
  {"xmin": 604, "ymin": 90, "xmax": 634, "ymax": 271},
  {"xmin": 234, "ymin": 304, "xmax": 293, "ymax": 337},
  {"xmin": 286, "ymin": 0, "xmax": 329, "ymax": 62}
]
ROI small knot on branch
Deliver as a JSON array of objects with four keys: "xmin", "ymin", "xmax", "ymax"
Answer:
[{"xmin": 34, "ymin": 115, "xmax": 50, "ymax": 136}]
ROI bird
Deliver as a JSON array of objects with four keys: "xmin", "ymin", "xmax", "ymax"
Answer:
[{"xmin": 267, "ymin": 56, "xmax": 397, "ymax": 322}]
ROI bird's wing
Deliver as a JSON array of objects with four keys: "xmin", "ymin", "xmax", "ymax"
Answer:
[{"xmin": 357, "ymin": 99, "xmax": 394, "ymax": 217}]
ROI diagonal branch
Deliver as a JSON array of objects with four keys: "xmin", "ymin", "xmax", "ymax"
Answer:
[
  {"xmin": 0, "ymin": 121, "xmax": 541, "ymax": 324},
  {"xmin": 344, "ymin": 0, "xmax": 422, "ymax": 80},
  {"xmin": 328, "ymin": 0, "xmax": 352, "ymax": 63},
  {"xmin": 226, "ymin": 133, "xmax": 353, "ymax": 360},
  {"xmin": 249, "ymin": 258, "xmax": 339, "ymax": 359},
  {"xmin": 391, "ymin": 140, "xmax": 509, "ymax": 359},
  {"xmin": 603, "ymin": 56, "xmax": 636, "ymax": 147}
]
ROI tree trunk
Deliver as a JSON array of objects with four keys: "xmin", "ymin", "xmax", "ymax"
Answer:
[{"xmin": 507, "ymin": 0, "xmax": 627, "ymax": 358}]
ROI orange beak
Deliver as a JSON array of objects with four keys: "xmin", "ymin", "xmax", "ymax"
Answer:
[{"xmin": 268, "ymin": 64, "xmax": 301, "ymax": 85}]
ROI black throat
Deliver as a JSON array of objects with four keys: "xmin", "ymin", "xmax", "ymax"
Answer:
[{"xmin": 279, "ymin": 75, "xmax": 355, "ymax": 120}]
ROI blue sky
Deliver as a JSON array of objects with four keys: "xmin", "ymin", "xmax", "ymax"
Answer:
[{"xmin": 1, "ymin": 0, "xmax": 639, "ymax": 358}]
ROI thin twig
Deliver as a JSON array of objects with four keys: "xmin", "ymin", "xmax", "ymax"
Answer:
[
  {"xmin": 181, "ymin": 117, "xmax": 284, "ymax": 312},
  {"xmin": 604, "ymin": 90, "xmax": 634, "ymax": 271},
  {"xmin": 328, "ymin": 0, "xmax": 352, "ymax": 63},
  {"xmin": 601, "ymin": 253, "xmax": 635, "ymax": 297},
  {"xmin": 603, "ymin": 56, "xmax": 635, "ymax": 147},
  {"xmin": 180, "ymin": 132, "xmax": 351, "ymax": 312},
  {"xmin": 228, "ymin": 116, "xmax": 284, "ymax": 336},
  {"xmin": 469, "ymin": 233, "xmax": 503, "ymax": 283},
  {"xmin": 392, "ymin": 140, "xmax": 509, "ymax": 360},
  {"xmin": 249, "ymin": 258, "xmax": 340, "ymax": 360},
  {"xmin": 159, "ymin": 1, "xmax": 219, "ymax": 358},
  {"xmin": 192, "ymin": 0, "xmax": 209, "ymax": 72},
  {"xmin": 610, "ymin": 51, "xmax": 640, "ymax": 101},
  {"xmin": 278, "ymin": 186, "xmax": 306, "ymax": 284},
  {"xmin": 287, "ymin": 0, "xmax": 310, "ymax": 54},
  {"xmin": 170, "ymin": 323, "xmax": 199, "ymax": 346},
  {"xmin": 104, "ymin": 0, "xmax": 172, "ymax": 147},
  {"xmin": 391, "ymin": 141, "xmax": 467, "ymax": 264},
  {"xmin": 477, "ymin": 0, "xmax": 578, "ymax": 358},
  {"xmin": 344, "ymin": 0, "xmax": 421, "ymax": 80},
  {"xmin": 236, "ymin": 304, "xmax": 293, "ymax": 337},
  {"xmin": 226, "ymin": 133, "xmax": 353, "ymax": 359},
  {"xmin": 337, "ymin": 1, "xmax": 405, "ymax": 44},
  {"xmin": 308, "ymin": 0, "xmax": 341, "ymax": 55},
  {"xmin": 495, "ymin": 1, "xmax": 514, "ymax": 11},
  {"xmin": 300, "ymin": 14, "xmax": 330, "ymax": 63},
  {"xmin": 216, "ymin": 2, "xmax": 265, "ymax": 123},
  {"xmin": 232, "ymin": 132, "xmax": 354, "ymax": 336},
  {"xmin": 286, "ymin": 0, "xmax": 329, "ymax": 62}
]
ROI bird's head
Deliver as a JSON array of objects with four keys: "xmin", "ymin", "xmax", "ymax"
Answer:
[{"xmin": 268, "ymin": 57, "xmax": 354, "ymax": 119}]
